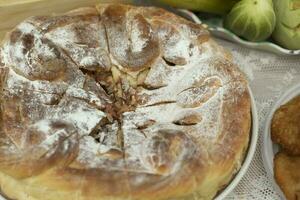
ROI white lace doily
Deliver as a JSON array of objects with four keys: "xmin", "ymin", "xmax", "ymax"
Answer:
[{"xmin": 216, "ymin": 38, "xmax": 300, "ymax": 200}]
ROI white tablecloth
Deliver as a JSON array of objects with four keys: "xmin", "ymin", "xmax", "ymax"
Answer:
[{"xmin": 216, "ymin": 38, "xmax": 300, "ymax": 200}]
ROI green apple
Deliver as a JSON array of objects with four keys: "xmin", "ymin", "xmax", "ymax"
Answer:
[
  {"xmin": 224, "ymin": 0, "xmax": 276, "ymax": 42},
  {"xmin": 272, "ymin": 0, "xmax": 300, "ymax": 50}
]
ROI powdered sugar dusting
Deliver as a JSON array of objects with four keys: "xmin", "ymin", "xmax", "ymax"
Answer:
[
  {"xmin": 75, "ymin": 136, "xmax": 125, "ymax": 169},
  {"xmin": 45, "ymin": 23, "xmax": 111, "ymax": 71},
  {"xmin": 130, "ymin": 20, "xmax": 148, "ymax": 52},
  {"xmin": 50, "ymin": 100, "xmax": 105, "ymax": 136},
  {"xmin": 31, "ymin": 120, "xmax": 53, "ymax": 134},
  {"xmin": 122, "ymin": 39, "xmax": 247, "ymax": 176},
  {"xmin": 65, "ymin": 86, "xmax": 105, "ymax": 109},
  {"xmin": 0, "ymin": 5, "xmax": 249, "ymax": 195},
  {"xmin": 18, "ymin": 22, "xmax": 38, "ymax": 34}
]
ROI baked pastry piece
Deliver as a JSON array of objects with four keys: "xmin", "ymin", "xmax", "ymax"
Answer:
[
  {"xmin": 272, "ymin": 95, "xmax": 300, "ymax": 156},
  {"xmin": 0, "ymin": 4, "xmax": 251, "ymax": 200},
  {"xmin": 272, "ymin": 95, "xmax": 300, "ymax": 199},
  {"xmin": 274, "ymin": 152, "xmax": 300, "ymax": 200}
]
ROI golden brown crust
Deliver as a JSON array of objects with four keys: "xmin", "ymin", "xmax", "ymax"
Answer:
[
  {"xmin": 0, "ymin": 3, "xmax": 251, "ymax": 200},
  {"xmin": 274, "ymin": 152, "xmax": 300, "ymax": 200},
  {"xmin": 271, "ymin": 95, "xmax": 300, "ymax": 156}
]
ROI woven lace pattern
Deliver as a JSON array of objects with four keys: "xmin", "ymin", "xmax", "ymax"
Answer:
[{"xmin": 217, "ymin": 38, "xmax": 300, "ymax": 200}]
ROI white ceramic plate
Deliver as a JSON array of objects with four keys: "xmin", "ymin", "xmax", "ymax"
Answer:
[
  {"xmin": 135, "ymin": 0, "xmax": 300, "ymax": 56},
  {"xmin": 0, "ymin": 86, "xmax": 258, "ymax": 200},
  {"xmin": 179, "ymin": 9, "xmax": 300, "ymax": 56},
  {"xmin": 262, "ymin": 83, "xmax": 300, "ymax": 200},
  {"xmin": 215, "ymin": 86, "xmax": 258, "ymax": 200},
  {"xmin": 0, "ymin": 3, "xmax": 258, "ymax": 198}
]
